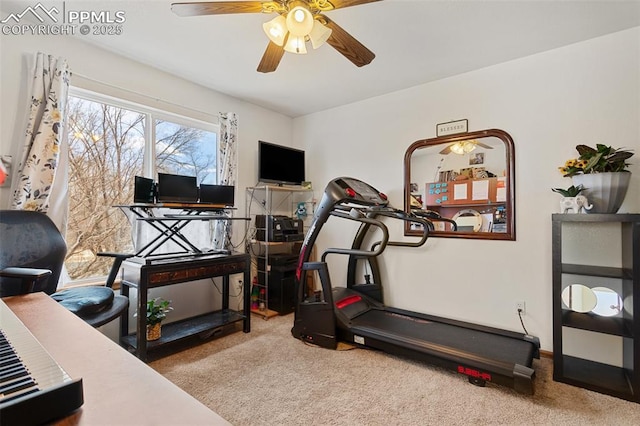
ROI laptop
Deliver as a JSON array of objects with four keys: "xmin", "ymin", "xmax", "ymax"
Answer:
[
  {"xmin": 156, "ymin": 173, "xmax": 199, "ymax": 203},
  {"xmin": 199, "ymin": 184, "xmax": 235, "ymax": 206}
]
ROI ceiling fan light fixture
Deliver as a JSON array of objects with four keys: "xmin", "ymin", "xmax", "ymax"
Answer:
[
  {"xmin": 449, "ymin": 143, "xmax": 465, "ymax": 155},
  {"xmin": 284, "ymin": 35, "xmax": 308, "ymax": 54},
  {"xmin": 286, "ymin": 4, "xmax": 314, "ymax": 36},
  {"xmin": 449, "ymin": 141, "xmax": 477, "ymax": 155},
  {"xmin": 308, "ymin": 20, "xmax": 332, "ymax": 49},
  {"xmin": 463, "ymin": 141, "xmax": 477, "ymax": 153},
  {"xmin": 263, "ymin": 15, "xmax": 288, "ymax": 46}
]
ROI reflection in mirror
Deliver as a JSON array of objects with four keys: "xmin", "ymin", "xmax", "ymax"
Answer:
[
  {"xmin": 404, "ymin": 129, "xmax": 515, "ymax": 240},
  {"xmin": 592, "ymin": 287, "xmax": 623, "ymax": 317},
  {"xmin": 624, "ymin": 295, "xmax": 633, "ymax": 314},
  {"xmin": 562, "ymin": 284, "xmax": 597, "ymax": 313},
  {"xmin": 452, "ymin": 209, "xmax": 483, "ymax": 232}
]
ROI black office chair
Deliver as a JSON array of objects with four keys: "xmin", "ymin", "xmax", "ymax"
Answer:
[{"xmin": 0, "ymin": 210, "xmax": 132, "ymax": 327}]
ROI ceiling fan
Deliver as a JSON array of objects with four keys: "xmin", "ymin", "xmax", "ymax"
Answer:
[
  {"xmin": 171, "ymin": 0, "xmax": 381, "ymax": 73},
  {"xmin": 439, "ymin": 140, "xmax": 494, "ymax": 155}
]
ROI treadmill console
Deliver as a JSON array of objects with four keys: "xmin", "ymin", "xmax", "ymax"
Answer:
[{"xmin": 332, "ymin": 177, "xmax": 389, "ymax": 207}]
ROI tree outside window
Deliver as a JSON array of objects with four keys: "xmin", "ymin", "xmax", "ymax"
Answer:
[{"xmin": 65, "ymin": 94, "xmax": 217, "ymax": 281}]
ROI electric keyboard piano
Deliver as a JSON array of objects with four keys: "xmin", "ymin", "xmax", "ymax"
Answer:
[{"xmin": 0, "ymin": 298, "xmax": 83, "ymax": 425}]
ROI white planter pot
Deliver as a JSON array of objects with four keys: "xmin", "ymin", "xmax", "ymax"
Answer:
[{"xmin": 572, "ymin": 172, "xmax": 631, "ymax": 214}]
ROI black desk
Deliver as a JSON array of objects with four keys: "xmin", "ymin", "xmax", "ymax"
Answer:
[
  {"xmin": 116, "ymin": 203, "xmax": 249, "ymax": 258},
  {"xmin": 120, "ymin": 252, "xmax": 250, "ymax": 361}
]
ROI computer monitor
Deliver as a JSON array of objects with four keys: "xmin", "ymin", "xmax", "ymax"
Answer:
[
  {"xmin": 199, "ymin": 184, "xmax": 235, "ymax": 206},
  {"xmin": 134, "ymin": 176, "xmax": 156, "ymax": 204},
  {"xmin": 156, "ymin": 173, "xmax": 198, "ymax": 203}
]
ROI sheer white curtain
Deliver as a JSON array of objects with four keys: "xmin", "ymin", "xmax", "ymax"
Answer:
[
  {"xmin": 212, "ymin": 112, "xmax": 238, "ymax": 251},
  {"xmin": 11, "ymin": 52, "xmax": 71, "ymax": 230}
]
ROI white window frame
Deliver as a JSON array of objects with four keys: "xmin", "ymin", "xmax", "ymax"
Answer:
[
  {"xmin": 69, "ymin": 87, "xmax": 220, "ymax": 178},
  {"xmin": 65, "ymin": 87, "xmax": 220, "ymax": 284}
]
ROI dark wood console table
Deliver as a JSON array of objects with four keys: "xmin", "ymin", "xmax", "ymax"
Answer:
[{"xmin": 120, "ymin": 252, "xmax": 250, "ymax": 361}]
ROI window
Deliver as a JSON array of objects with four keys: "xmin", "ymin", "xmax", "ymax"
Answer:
[
  {"xmin": 65, "ymin": 89, "xmax": 218, "ymax": 281},
  {"xmin": 155, "ymin": 119, "xmax": 217, "ymax": 183}
]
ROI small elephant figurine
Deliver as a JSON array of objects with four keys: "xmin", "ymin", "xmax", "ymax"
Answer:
[{"xmin": 560, "ymin": 195, "xmax": 593, "ymax": 214}]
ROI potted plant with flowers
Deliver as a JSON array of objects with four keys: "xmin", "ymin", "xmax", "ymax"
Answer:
[
  {"xmin": 140, "ymin": 297, "xmax": 173, "ymax": 341},
  {"xmin": 558, "ymin": 144, "xmax": 634, "ymax": 213}
]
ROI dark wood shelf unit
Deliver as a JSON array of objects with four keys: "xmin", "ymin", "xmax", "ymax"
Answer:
[
  {"xmin": 561, "ymin": 309, "xmax": 632, "ymax": 337},
  {"xmin": 552, "ymin": 213, "xmax": 640, "ymax": 403},
  {"xmin": 560, "ymin": 355, "xmax": 634, "ymax": 401},
  {"xmin": 561, "ymin": 263, "xmax": 632, "ymax": 280}
]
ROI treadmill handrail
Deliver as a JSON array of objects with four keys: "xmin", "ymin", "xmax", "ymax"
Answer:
[
  {"xmin": 320, "ymin": 211, "xmax": 389, "ymax": 263},
  {"xmin": 365, "ymin": 208, "xmax": 430, "ymax": 248}
]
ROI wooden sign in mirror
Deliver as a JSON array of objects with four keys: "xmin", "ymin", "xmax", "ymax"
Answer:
[{"xmin": 403, "ymin": 129, "xmax": 515, "ymax": 240}]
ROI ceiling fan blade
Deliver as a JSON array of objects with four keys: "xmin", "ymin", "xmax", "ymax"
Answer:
[
  {"xmin": 439, "ymin": 145, "xmax": 452, "ymax": 155},
  {"xmin": 475, "ymin": 142, "xmax": 494, "ymax": 149},
  {"xmin": 257, "ymin": 41, "xmax": 285, "ymax": 73},
  {"xmin": 329, "ymin": 0, "xmax": 382, "ymax": 10},
  {"xmin": 323, "ymin": 17, "xmax": 375, "ymax": 67},
  {"xmin": 171, "ymin": 1, "xmax": 265, "ymax": 16}
]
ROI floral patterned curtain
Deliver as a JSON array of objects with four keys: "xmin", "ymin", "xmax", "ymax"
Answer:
[
  {"xmin": 11, "ymin": 52, "xmax": 71, "ymax": 213},
  {"xmin": 212, "ymin": 112, "xmax": 238, "ymax": 251}
]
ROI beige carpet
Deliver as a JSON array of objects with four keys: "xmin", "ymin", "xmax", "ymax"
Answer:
[{"xmin": 151, "ymin": 314, "xmax": 639, "ymax": 425}]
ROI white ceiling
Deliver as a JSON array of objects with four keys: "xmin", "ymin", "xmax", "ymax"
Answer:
[{"xmin": 3, "ymin": 1, "xmax": 640, "ymax": 117}]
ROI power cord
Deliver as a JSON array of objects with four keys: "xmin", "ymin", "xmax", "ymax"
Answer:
[
  {"xmin": 209, "ymin": 277, "xmax": 243, "ymax": 298},
  {"xmin": 517, "ymin": 308, "xmax": 529, "ymax": 335}
]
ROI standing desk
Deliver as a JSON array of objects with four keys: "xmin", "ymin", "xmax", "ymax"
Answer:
[{"xmin": 116, "ymin": 203, "xmax": 248, "ymax": 258}]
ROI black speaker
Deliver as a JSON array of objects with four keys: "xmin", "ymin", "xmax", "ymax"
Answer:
[{"xmin": 258, "ymin": 262, "xmax": 297, "ymax": 315}]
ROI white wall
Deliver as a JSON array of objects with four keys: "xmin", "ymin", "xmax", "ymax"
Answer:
[{"xmin": 293, "ymin": 27, "xmax": 640, "ymax": 352}]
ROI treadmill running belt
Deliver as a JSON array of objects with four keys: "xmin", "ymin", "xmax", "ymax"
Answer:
[{"xmin": 350, "ymin": 309, "xmax": 535, "ymax": 366}]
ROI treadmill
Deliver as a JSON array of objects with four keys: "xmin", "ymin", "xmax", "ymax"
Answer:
[{"xmin": 291, "ymin": 177, "xmax": 540, "ymax": 394}]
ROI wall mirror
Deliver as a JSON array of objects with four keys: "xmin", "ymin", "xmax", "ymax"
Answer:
[
  {"xmin": 403, "ymin": 129, "xmax": 515, "ymax": 240},
  {"xmin": 562, "ymin": 284, "xmax": 598, "ymax": 313},
  {"xmin": 561, "ymin": 284, "xmax": 624, "ymax": 317}
]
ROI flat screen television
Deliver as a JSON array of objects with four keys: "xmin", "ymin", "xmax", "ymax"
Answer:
[
  {"xmin": 199, "ymin": 184, "xmax": 235, "ymax": 206},
  {"xmin": 134, "ymin": 176, "xmax": 156, "ymax": 204},
  {"xmin": 258, "ymin": 141, "xmax": 305, "ymax": 186},
  {"xmin": 157, "ymin": 173, "xmax": 199, "ymax": 203}
]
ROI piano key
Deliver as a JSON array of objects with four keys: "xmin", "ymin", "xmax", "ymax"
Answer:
[
  {"xmin": 0, "ymin": 299, "xmax": 83, "ymax": 425},
  {"xmin": 0, "ymin": 364, "xmax": 29, "ymax": 383}
]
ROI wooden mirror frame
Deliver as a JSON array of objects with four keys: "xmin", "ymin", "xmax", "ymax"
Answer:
[{"xmin": 403, "ymin": 129, "xmax": 516, "ymax": 240}]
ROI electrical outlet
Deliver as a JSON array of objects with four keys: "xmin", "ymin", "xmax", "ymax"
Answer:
[{"xmin": 516, "ymin": 301, "xmax": 526, "ymax": 315}]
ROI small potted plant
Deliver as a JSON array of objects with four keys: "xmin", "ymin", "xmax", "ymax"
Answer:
[
  {"xmin": 558, "ymin": 144, "xmax": 634, "ymax": 213},
  {"xmin": 143, "ymin": 297, "xmax": 173, "ymax": 341},
  {"xmin": 551, "ymin": 184, "xmax": 592, "ymax": 213},
  {"xmin": 551, "ymin": 184, "xmax": 585, "ymax": 198}
]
